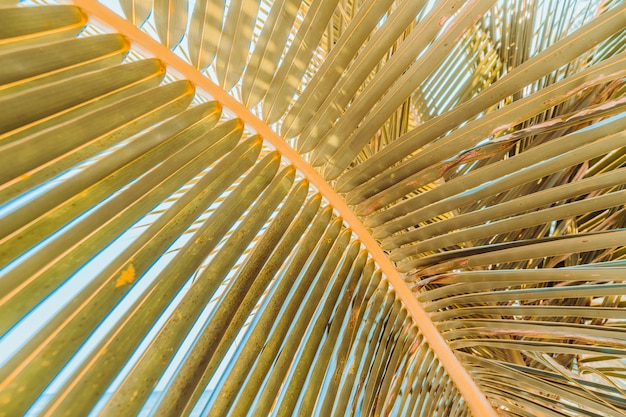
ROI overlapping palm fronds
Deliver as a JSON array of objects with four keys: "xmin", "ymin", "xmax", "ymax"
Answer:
[{"xmin": 1, "ymin": 0, "xmax": 625, "ymax": 416}]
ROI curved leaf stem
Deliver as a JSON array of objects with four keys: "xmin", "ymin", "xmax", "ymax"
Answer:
[{"xmin": 66, "ymin": 1, "xmax": 497, "ymax": 415}]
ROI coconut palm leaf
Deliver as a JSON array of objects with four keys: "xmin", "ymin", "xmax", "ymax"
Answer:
[{"xmin": 1, "ymin": 0, "xmax": 625, "ymax": 416}]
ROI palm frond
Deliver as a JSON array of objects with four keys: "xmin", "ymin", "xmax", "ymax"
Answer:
[{"xmin": 1, "ymin": 0, "xmax": 625, "ymax": 416}]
